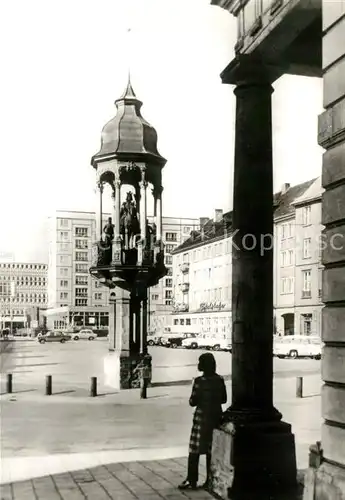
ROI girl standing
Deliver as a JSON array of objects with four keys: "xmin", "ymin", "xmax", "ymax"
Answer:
[{"xmin": 178, "ymin": 352, "xmax": 227, "ymax": 490}]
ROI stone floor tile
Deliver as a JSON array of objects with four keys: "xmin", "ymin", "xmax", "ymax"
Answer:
[
  {"xmin": 0, "ymin": 483, "xmax": 13, "ymax": 500},
  {"xmin": 32, "ymin": 476, "xmax": 61, "ymax": 500}
]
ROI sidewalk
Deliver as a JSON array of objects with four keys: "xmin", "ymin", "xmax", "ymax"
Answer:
[
  {"xmin": 0, "ymin": 456, "xmax": 305, "ymax": 500},
  {"xmin": 1, "ymin": 457, "xmax": 213, "ymax": 500}
]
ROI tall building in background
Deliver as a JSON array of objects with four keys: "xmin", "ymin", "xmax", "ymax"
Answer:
[
  {"xmin": 0, "ymin": 261, "xmax": 48, "ymax": 330},
  {"xmin": 47, "ymin": 211, "xmax": 199, "ymax": 329},
  {"xmin": 172, "ymin": 178, "xmax": 323, "ymax": 339},
  {"xmin": 147, "ymin": 216, "xmax": 199, "ymax": 332}
]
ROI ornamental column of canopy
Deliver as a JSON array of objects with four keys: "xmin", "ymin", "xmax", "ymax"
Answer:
[
  {"xmin": 96, "ymin": 182, "xmax": 104, "ymax": 240},
  {"xmin": 210, "ymin": 55, "xmax": 297, "ymax": 498},
  {"xmin": 154, "ymin": 186, "xmax": 163, "ymax": 243},
  {"xmin": 139, "ymin": 168, "xmax": 148, "ymax": 244}
]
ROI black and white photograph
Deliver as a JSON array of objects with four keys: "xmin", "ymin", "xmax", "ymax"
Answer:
[{"xmin": 0, "ymin": 0, "xmax": 344, "ymax": 498}]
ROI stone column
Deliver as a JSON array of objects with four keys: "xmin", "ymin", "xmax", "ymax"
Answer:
[
  {"xmin": 139, "ymin": 172, "xmax": 148, "ymax": 243},
  {"xmin": 114, "ymin": 179, "xmax": 121, "ymax": 239},
  {"xmin": 112, "ymin": 178, "xmax": 122, "ymax": 265},
  {"xmin": 140, "ymin": 288, "xmax": 148, "ymax": 355},
  {"xmin": 155, "ymin": 186, "xmax": 163, "ymax": 242},
  {"xmin": 303, "ymin": 6, "xmax": 345, "ymax": 498},
  {"xmin": 96, "ymin": 182, "xmax": 103, "ymax": 240},
  {"xmin": 210, "ymin": 56, "xmax": 296, "ymax": 499}
]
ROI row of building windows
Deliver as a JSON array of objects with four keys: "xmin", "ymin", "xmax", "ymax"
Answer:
[
  {"xmin": 59, "ymin": 293, "xmax": 103, "ymax": 301},
  {"xmin": 281, "ymin": 270, "xmax": 321, "ymax": 297},
  {"xmin": 177, "ymin": 239, "xmax": 232, "ymax": 265},
  {"xmin": 0, "ymin": 309, "xmax": 26, "ymax": 316},
  {"xmin": 1, "ymin": 295, "xmax": 47, "ymax": 303},
  {"xmin": 173, "ymin": 316, "xmax": 230, "ymax": 326},
  {"xmin": 0, "ymin": 263, "xmax": 47, "ymax": 270}
]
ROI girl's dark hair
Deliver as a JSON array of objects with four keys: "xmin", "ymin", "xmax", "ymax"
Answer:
[{"xmin": 198, "ymin": 352, "xmax": 216, "ymax": 375}]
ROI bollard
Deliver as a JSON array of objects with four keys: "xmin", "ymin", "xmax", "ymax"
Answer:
[
  {"xmin": 6, "ymin": 373, "xmax": 13, "ymax": 394},
  {"xmin": 90, "ymin": 377, "xmax": 97, "ymax": 397},
  {"xmin": 140, "ymin": 379, "xmax": 148, "ymax": 400},
  {"xmin": 296, "ymin": 376, "xmax": 303, "ymax": 398},
  {"xmin": 45, "ymin": 375, "xmax": 52, "ymax": 396}
]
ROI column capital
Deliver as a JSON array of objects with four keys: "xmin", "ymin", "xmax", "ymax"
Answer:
[
  {"xmin": 139, "ymin": 180, "xmax": 148, "ymax": 189},
  {"xmin": 140, "ymin": 166, "xmax": 147, "ymax": 181},
  {"xmin": 114, "ymin": 179, "xmax": 121, "ymax": 189},
  {"xmin": 221, "ymin": 55, "xmax": 282, "ymax": 87},
  {"xmin": 97, "ymin": 181, "xmax": 104, "ymax": 193}
]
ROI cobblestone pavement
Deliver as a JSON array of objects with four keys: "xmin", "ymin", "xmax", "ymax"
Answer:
[{"xmin": 0, "ymin": 458, "xmax": 213, "ymax": 500}]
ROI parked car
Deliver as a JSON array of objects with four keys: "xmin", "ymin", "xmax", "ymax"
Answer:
[
  {"xmin": 37, "ymin": 331, "xmax": 71, "ymax": 344},
  {"xmin": 71, "ymin": 329, "xmax": 97, "ymax": 341},
  {"xmin": 162, "ymin": 333, "xmax": 197, "ymax": 348},
  {"xmin": 147, "ymin": 335, "xmax": 162, "ymax": 346},
  {"xmin": 182, "ymin": 335, "xmax": 232, "ymax": 351},
  {"xmin": 273, "ymin": 335, "xmax": 321, "ymax": 359}
]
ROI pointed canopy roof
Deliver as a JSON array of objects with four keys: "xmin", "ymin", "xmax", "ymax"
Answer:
[{"xmin": 91, "ymin": 77, "xmax": 166, "ymax": 167}]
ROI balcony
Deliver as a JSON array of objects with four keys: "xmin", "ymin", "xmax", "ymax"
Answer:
[
  {"xmin": 180, "ymin": 262, "xmax": 190, "ymax": 273},
  {"xmin": 179, "ymin": 282, "xmax": 190, "ymax": 293}
]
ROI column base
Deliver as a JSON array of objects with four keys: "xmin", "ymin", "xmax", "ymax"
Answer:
[
  {"xmin": 304, "ymin": 461, "xmax": 345, "ymax": 500},
  {"xmin": 119, "ymin": 354, "xmax": 152, "ymax": 390},
  {"xmin": 210, "ymin": 420, "xmax": 297, "ymax": 499}
]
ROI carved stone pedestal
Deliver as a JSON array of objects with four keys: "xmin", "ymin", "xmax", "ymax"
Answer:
[
  {"xmin": 304, "ymin": 461, "xmax": 345, "ymax": 500},
  {"xmin": 210, "ymin": 421, "xmax": 297, "ymax": 500},
  {"xmin": 119, "ymin": 353, "xmax": 152, "ymax": 389}
]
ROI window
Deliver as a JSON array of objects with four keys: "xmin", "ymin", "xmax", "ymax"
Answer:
[
  {"xmin": 165, "ymin": 290, "xmax": 172, "ymax": 299},
  {"xmin": 165, "ymin": 244, "xmax": 175, "ymax": 254},
  {"xmin": 60, "ymin": 231, "xmax": 69, "ymax": 241},
  {"xmin": 75, "ymin": 264, "xmax": 88, "ymax": 273},
  {"xmin": 151, "ymin": 294, "xmax": 159, "ymax": 301},
  {"xmin": 302, "ymin": 206, "xmax": 311, "ymax": 226},
  {"xmin": 182, "ymin": 253, "xmax": 189, "ymax": 263},
  {"xmin": 303, "ymin": 238, "xmax": 311, "ymax": 259},
  {"xmin": 281, "ymin": 251, "xmax": 287, "ymax": 267},
  {"xmin": 302, "ymin": 270, "xmax": 311, "ymax": 298},
  {"xmin": 166, "ymin": 232, "xmax": 177, "ymax": 242},
  {"xmin": 60, "ymin": 268, "xmax": 68, "ymax": 277},
  {"xmin": 288, "ymin": 249, "xmax": 294, "ymax": 266},
  {"xmin": 302, "ymin": 314, "xmax": 312, "ymax": 335},
  {"xmin": 165, "ymin": 278, "xmax": 172, "ymax": 288},
  {"xmin": 60, "ymin": 255, "xmax": 68, "ymax": 264},
  {"xmin": 60, "ymin": 219, "xmax": 69, "ymax": 227},
  {"xmin": 59, "ymin": 243, "xmax": 69, "ymax": 252},
  {"xmin": 94, "ymin": 293, "xmax": 102, "ymax": 300},
  {"xmin": 76, "ymin": 287, "xmax": 88, "ymax": 297},
  {"xmin": 76, "ymin": 251, "xmax": 88, "ymax": 262},
  {"xmin": 180, "ymin": 319, "xmax": 185, "ymax": 325},
  {"xmin": 75, "ymin": 298, "xmax": 88, "ymax": 306},
  {"xmin": 183, "ymin": 226, "xmax": 191, "ymax": 234},
  {"xmin": 75, "ymin": 227, "xmax": 88, "ymax": 237},
  {"xmin": 186, "ymin": 318, "xmax": 191, "ymax": 326},
  {"xmin": 60, "ymin": 280, "xmax": 68, "ymax": 287},
  {"xmin": 76, "ymin": 276, "xmax": 88, "ymax": 285},
  {"xmin": 165, "ymin": 255, "xmax": 173, "ymax": 265},
  {"xmin": 281, "ymin": 277, "xmax": 294, "ymax": 294},
  {"xmin": 76, "ymin": 239, "xmax": 88, "ymax": 249},
  {"xmin": 60, "ymin": 292, "xmax": 68, "ymax": 299},
  {"xmin": 165, "ymin": 300, "xmax": 172, "ymax": 306},
  {"xmin": 174, "ymin": 319, "xmax": 178, "ymax": 325}
]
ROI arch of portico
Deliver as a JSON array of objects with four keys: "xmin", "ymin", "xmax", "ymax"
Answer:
[{"xmin": 209, "ymin": 1, "xmax": 345, "ymax": 499}]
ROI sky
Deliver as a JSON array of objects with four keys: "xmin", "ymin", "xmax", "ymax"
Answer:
[{"xmin": 0, "ymin": 0, "xmax": 323, "ymax": 263}]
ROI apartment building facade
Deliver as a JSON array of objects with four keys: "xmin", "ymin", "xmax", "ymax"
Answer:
[
  {"xmin": 172, "ymin": 179, "xmax": 323, "ymax": 339},
  {"xmin": 48, "ymin": 211, "xmax": 198, "ymax": 330},
  {"xmin": 0, "ymin": 261, "xmax": 48, "ymax": 330},
  {"xmin": 148, "ymin": 216, "xmax": 199, "ymax": 332},
  {"xmin": 171, "ymin": 210, "xmax": 232, "ymax": 341}
]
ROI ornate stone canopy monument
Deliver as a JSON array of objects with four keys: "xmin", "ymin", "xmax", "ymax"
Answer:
[{"xmin": 90, "ymin": 78, "xmax": 167, "ymax": 389}]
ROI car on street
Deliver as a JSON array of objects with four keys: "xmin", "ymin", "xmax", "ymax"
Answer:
[
  {"xmin": 71, "ymin": 329, "xmax": 97, "ymax": 341},
  {"xmin": 37, "ymin": 331, "xmax": 72, "ymax": 344},
  {"xmin": 273, "ymin": 335, "xmax": 321, "ymax": 359},
  {"xmin": 147, "ymin": 335, "xmax": 162, "ymax": 346},
  {"xmin": 162, "ymin": 332, "xmax": 198, "ymax": 348},
  {"xmin": 182, "ymin": 335, "xmax": 232, "ymax": 351}
]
